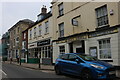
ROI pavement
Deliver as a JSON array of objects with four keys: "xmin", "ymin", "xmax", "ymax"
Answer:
[{"xmin": 4, "ymin": 61, "xmax": 54, "ymax": 71}]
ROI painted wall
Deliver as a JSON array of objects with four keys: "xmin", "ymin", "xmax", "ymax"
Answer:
[
  {"xmin": 85, "ymin": 33, "xmax": 119, "ymax": 65},
  {"xmin": 52, "ymin": 2, "xmax": 119, "ymax": 40}
]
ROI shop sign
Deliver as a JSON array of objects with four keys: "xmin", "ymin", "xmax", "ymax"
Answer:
[
  {"xmin": 28, "ymin": 43, "xmax": 37, "ymax": 49},
  {"xmin": 89, "ymin": 28, "xmax": 118, "ymax": 38},
  {"xmin": 37, "ymin": 39, "xmax": 50, "ymax": 46},
  {"xmin": 56, "ymin": 35, "xmax": 88, "ymax": 44}
]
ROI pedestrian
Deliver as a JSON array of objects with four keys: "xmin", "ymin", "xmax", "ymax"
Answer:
[{"xmin": 10, "ymin": 57, "xmax": 12, "ymax": 64}]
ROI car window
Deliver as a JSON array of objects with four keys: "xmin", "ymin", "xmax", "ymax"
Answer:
[
  {"xmin": 60, "ymin": 54, "xmax": 69, "ymax": 60},
  {"xmin": 68, "ymin": 54, "xmax": 78, "ymax": 61}
]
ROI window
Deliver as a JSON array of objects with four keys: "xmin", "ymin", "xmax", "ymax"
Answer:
[
  {"xmin": 34, "ymin": 27, "xmax": 36, "ymax": 38},
  {"xmin": 60, "ymin": 54, "xmax": 69, "ymax": 60},
  {"xmin": 69, "ymin": 54, "xmax": 77, "ymax": 61},
  {"xmin": 59, "ymin": 45, "xmax": 65, "ymax": 54},
  {"xmin": 42, "ymin": 46, "xmax": 51, "ymax": 58},
  {"xmin": 58, "ymin": 3, "xmax": 64, "ymax": 16},
  {"xmin": 59, "ymin": 23, "xmax": 64, "ymax": 37},
  {"xmin": 24, "ymin": 33, "xmax": 26, "ymax": 39},
  {"xmin": 39, "ymin": 25, "xmax": 42, "ymax": 36},
  {"xmin": 18, "ymin": 27, "xmax": 20, "ymax": 33},
  {"xmin": 45, "ymin": 21, "xmax": 49, "ymax": 34},
  {"xmin": 30, "ymin": 30, "xmax": 32, "ymax": 39},
  {"xmin": 98, "ymin": 39, "xmax": 111, "ymax": 59},
  {"xmin": 96, "ymin": 5, "xmax": 108, "ymax": 27}
]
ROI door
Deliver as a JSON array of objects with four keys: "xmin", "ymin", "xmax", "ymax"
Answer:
[{"xmin": 66, "ymin": 54, "xmax": 82, "ymax": 75}]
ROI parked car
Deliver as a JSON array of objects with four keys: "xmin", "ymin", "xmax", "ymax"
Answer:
[{"xmin": 54, "ymin": 53, "xmax": 116, "ymax": 80}]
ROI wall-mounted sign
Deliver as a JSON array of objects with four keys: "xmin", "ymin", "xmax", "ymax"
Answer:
[
  {"xmin": 89, "ymin": 47, "xmax": 97, "ymax": 58},
  {"xmin": 89, "ymin": 28, "xmax": 118, "ymax": 38},
  {"xmin": 56, "ymin": 35, "xmax": 88, "ymax": 44},
  {"xmin": 37, "ymin": 39, "xmax": 50, "ymax": 46}
]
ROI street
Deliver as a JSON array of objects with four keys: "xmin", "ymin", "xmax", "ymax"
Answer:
[{"xmin": 2, "ymin": 63, "xmax": 79, "ymax": 80}]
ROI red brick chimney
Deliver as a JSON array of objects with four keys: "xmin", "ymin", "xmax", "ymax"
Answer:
[{"xmin": 41, "ymin": 5, "xmax": 47, "ymax": 14}]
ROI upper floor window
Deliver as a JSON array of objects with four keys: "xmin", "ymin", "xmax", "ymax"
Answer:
[
  {"xmin": 95, "ymin": 5, "xmax": 108, "ymax": 27},
  {"xmin": 59, "ymin": 23, "xmax": 64, "ymax": 37},
  {"xmin": 30, "ymin": 30, "xmax": 32, "ymax": 39},
  {"xmin": 39, "ymin": 25, "xmax": 42, "ymax": 36},
  {"xmin": 34, "ymin": 27, "xmax": 36, "ymax": 38},
  {"xmin": 24, "ymin": 33, "xmax": 26, "ymax": 39},
  {"xmin": 58, "ymin": 3, "xmax": 64, "ymax": 16},
  {"xmin": 18, "ymin": 27, "xmax": 20, "ymax": 33},
  {"xmin": 45, "ymin": 21, "xmax": 49, "ymax": 34}
]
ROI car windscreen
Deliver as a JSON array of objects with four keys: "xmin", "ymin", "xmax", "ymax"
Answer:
[{"xmin": 77, "ymin": 54, "xmax": 98, "ymax": 61}]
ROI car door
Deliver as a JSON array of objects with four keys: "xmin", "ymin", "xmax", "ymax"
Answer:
[
  {"xmin": 59, "ymin": 54, "xmax": 69, "ymax": 73},
  {"xmin": 66, "ymin": 54, "xmax": 82, "ymax": 75}
]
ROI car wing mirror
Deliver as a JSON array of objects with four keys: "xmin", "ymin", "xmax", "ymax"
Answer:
[{"xmin": 75, "ymin": 59, "xmax": 80, "ymax": 63}]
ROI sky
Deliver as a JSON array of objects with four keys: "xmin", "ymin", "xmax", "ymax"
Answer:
[{"xmin": 0, "ymin": 0, "xmax": 52, "ymax": 38}]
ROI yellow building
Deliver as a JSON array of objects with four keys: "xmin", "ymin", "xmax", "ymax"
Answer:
[{"xmin": 51, "ymin": 1, "xmax": 120, "ymax": 76}]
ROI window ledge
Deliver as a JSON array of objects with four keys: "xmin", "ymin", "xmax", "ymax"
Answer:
[
  {"xmin": 44, "ymin": 33, "xmax": 49, "ymax": 35},
  {"xmin": 57, "ymin": 14, "xmax": 64, "ymax": 18},
  {"xmin": 96, "ymin": 24, "xmax": 109, "ymax": 31}
]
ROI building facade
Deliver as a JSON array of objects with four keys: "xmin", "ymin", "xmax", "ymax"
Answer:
[
  {"xmin": 1, "ymin": 32, "xmax": 10, "ymax": 61},
  {"xmin": 8, "ymin": 19, "xmax": 34, "ymax": 62},
  {"xmin": 28, "ymin": 6, "xmax": 53, "ymax": 64},
  {"xmin": 51, "ymin": 1, "xmax": 120, "ymax": 76}
]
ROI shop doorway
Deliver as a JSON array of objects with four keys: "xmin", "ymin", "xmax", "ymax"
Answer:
[{"xmin": 76, "ymin": 47, "xmax": 84, "ymax": 53}]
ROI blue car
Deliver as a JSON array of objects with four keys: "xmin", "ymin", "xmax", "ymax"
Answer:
[{"xmin": 54, "ymin": 53, "xmax": 116, "ymax": 80}]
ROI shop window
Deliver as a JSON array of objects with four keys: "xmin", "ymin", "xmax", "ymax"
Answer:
[
  {"xmin": 59, "ymin": 23, "xmax": 64, "ymax": 37},
  {"xmin": 95, "ymin": 5, "xmax": 108, "ymax": 27},
  {"xmin": 58, "ymin": 3, "xmax": 64, "ymax": 16},
  {"xmin": 98, "ymin": 38, "xmax": 111, "ymax": 59},
  {"xmin": 59, "ymin": 45, "xmax": 65, "ymax": 54},
  {"xmin": 42, "ymin": 46, "xmax": 51, "ymax": 58}
]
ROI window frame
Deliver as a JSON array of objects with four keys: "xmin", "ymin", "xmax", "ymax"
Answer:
[
  {"xmin": 98, "ymin": 38, "xmax": 112, "ymax": 60},
  {"xmin": 59, "ymin": 23, "xmax": 64, "ymax": 37},
  {"xmin": 45, "ymin": 21, "xmax": 49, "ymax": 34},
  {"xmin": 95, "ymin": 5, "xmax": 108, "ymax": 27},
  {"xmin": 39, "ymin": 25, "xmax": 42, "ymax": 36},
  {"xmin": 59, "ymin": 45, "xmax": 65, "ymax": 54},
  {"xmin": 58, "ymin": 3, "xmax": 64, "ymax": 16}
]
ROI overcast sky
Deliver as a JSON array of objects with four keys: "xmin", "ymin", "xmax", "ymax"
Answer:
[{"xmin": 0, "ymin": 0, "xmax": 52, "ymax": 38}]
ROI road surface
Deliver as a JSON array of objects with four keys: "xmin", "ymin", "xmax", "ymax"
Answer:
[{"xmin": 2, "ymin": 63, "xmax": 79, "ymax": 80}]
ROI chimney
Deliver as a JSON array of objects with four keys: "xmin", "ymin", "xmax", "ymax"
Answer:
[{"xmin": 41, "ymin": 5, "xmax": 47, "ymax": 14}]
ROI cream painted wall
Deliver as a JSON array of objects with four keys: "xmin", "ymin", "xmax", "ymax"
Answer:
[
  {"xmin": 28, "ymin": 17, "xmax": 53, "ymax": 45},
  {"xmin": 52, "ymin": 2, "xmax": 119, "ymax": 40}
]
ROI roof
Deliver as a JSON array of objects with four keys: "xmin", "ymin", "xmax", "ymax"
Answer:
[
  {"xmin": 27, "ymin": 11, "xmax": 52, "ymax": 30},
  {"xmin": 8, "ymin": 19, "xmax": 34, "ymax": 31}
]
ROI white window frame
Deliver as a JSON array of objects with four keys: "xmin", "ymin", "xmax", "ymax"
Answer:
[
  {"xmin": 59, "ymin": 45, "xmax": 65, "ymax": 54},
  {"xmin": 45, "ymin": 21, "xmax": 49, "ymax": 34},
  {"xmin": 59, "ymin": 23, "xmax": 64, "ymax": 37},
  {"xmin": 34, "ymin": 27, "xmax": 36, "ymax": 38},
  {"xmin": 95, "ymin": 5, "xmax": 108, "ymax": 27},
  {"xmin": 39, "ymin": 25, "xmax": 42, "ymax": 36},
  {"xmin": 98, "ymin": 38, "xmax": 112, "ymax": 60},
  {"xmin": 58, "ymin": 3, "xmax": 64, "ymax": 16}
]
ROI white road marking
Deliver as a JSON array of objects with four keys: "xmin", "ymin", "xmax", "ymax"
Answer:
[{"xmin": 0, "ymin": 70, "xmax": 7, "ymax": 75}]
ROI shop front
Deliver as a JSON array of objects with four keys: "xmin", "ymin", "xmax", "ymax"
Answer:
[
  {"xmin": 28, "ymin": 39, "xmax": 52, "ymax": 65},
  {"xmin": 53, "ymin": 33, "xmax": 88, "ymax": 63},
  {"xmin": 85, "ymin": 26, "xmax": 120, "ymax": 77}
]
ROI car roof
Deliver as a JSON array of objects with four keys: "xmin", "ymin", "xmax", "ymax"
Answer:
[{"xmin": 63, "ymin": 53, "xmax": 84, "ymax": 55}]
